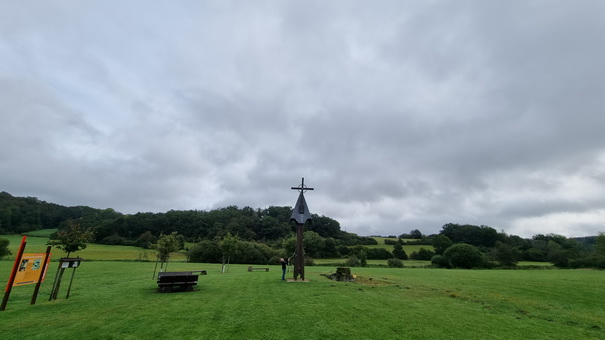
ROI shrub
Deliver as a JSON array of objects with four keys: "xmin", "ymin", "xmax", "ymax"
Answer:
[
  {"xmin": 387, "ymin": 258, "xmax": 404, "ymax": 268},
  {"xmin": 0, "ymin": 238, "xmax": 10, "ymax": 259},
  {"xmin": 431, "ymin": 255, "xmax": 449, "ymax": 268},
  {"xmin": 368, "ymin": 247, "xmax": 395, "ymax": 260},
  {"xmin": 410, "ymin": 248, "xmax": 435, "ymax": 261},
  {"xmin": 345, "ymin": 255, "xmax": 360, "ymax": 267},
  {"xmin": 443, "ymin": 243, "xmax": 485, "ymax": 269},
  {"xmin": 187, "ymin": 240, "xmax": 222, "ymax": 263},
  {"xmin": 568, "ymin": 255, "xmax": 605, "ymax": 269},
  {"xmin": 99, "ymin": 233, "xmax": 130, "ymax": 246}
]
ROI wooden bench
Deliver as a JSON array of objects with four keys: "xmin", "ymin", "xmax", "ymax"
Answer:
[
  {"xmin": 157, "ymin": 270, "xmax": 206, "ymax": 292},
  {"xmin": 247, "ymin": 266, "xmax": 269, "ymax": 272}
]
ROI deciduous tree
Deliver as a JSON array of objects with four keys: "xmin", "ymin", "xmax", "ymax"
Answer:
[
  {"xmin": 47, "ymin": 219, "xmax": 94, "ymax": 257},
  {"xmin": 392, "ymin": 238, "xmax": 408, "ymax": 259}
]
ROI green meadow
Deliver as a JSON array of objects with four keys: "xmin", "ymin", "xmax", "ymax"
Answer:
[
  {"xmin": 369, "ymin": 236, "xmax": 435, "ymax": 254},
  {"xmin": 0, "ymin": 235, "xmax": 603, "ymax": 339}
]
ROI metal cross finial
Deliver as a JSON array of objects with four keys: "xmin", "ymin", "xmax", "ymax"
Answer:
[{"xmin": 291, "ymin": 177, "xmax": 314, "ymax": 193}]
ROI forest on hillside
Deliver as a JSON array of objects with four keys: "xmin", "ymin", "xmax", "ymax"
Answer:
[
  {"xmin": 0, "ymin": 191, "xmax": 376, "ymax": 247},
  {"xmin": 1, "ymin": 191, "xmax": 604, "ymax": 268}
]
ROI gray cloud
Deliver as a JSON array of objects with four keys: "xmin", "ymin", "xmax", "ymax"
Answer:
[{"xmin": 1, "ymin": 1, "xmax": 605, "ymax": 238}]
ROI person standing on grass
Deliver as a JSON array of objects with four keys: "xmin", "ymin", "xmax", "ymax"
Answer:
[{"xmin": 280, "ymin": 257, "xmax": 288, "ymax": 280}]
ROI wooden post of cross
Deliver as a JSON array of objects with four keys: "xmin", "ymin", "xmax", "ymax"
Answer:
[{"xmin": 290, "ymin": 178, "xmax": 314, "ymax": 281}]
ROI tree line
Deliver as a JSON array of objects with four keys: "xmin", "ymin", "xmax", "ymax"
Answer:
[{"xmin": 1, "ymin": 192, "xmax": 603, "ymax": 269}]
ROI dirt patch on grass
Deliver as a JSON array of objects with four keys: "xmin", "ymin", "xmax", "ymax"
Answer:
[{"xmin": 354, "ymin": 276, "xmax": 395, "ymax": 286}]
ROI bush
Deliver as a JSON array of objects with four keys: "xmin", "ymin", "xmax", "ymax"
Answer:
[
  {"xmin": 431, "ymin": 255, "xmax": 450, "ymax": 268},
  {"xmin": 187, "ymin": 240, "xmax": 222, "ymax": 263},
  {"xmin": 568, "ymin": 255, "xmax": 605, "ymax": 269},
  {"xmin": 99, "ymin": 233, "xmax": 131, "ymax": 246},
  {"xmin": 410, "ymin": 248, "xmax": 435, "ymax": 261},
  {"xmin": 0, "ymin": 238, "xmax": 11, "ymax": 259},
  {"xmin": 368, "ymin": 247, "xmax": 395, "ymax": 260},
  {"xmin": 267, "ymin": 256, "xmax": 282, "ymax": 265},
  {"xmin": 345, "ymin": 255, "xmax": 360, "ymax": 267},
  {"xmin": 387, "ymin": 258, "xmax": 404, "ymax": 268},
  {"xmin": 443, "ymin": 243, "xmax": 485, "ymax": 269}
]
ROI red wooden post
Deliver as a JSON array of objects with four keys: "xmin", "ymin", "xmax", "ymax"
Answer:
[{"xmin": 1, "ymin": 236, "xmax": 27, "ymax": 311}]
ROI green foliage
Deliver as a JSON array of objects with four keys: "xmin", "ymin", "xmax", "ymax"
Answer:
[
  {"xmin": 345, "ymin": 255, "xmax": 360, "ymax": 267},
  {"xmin": 392, "ymin": 238, "xmax": 408, "ymax": 260},
  {"xmin": 350, "ymin": 245, "xmax": 392, "ymax": 260},
  {"xmin": 47, "ymin": 219, "xmax": 94, "ymax": 257},
  {"xmin": 187, "ymin": 240, "xmax": 222, "ymax": 263},
  {"xmin": 431, "ymin": 255, "xmax": 449, "ymax": 268},
  {"xmin": 442, "ymin": 243, "xmax": 485, "ymax": 269},
  {"xmin": 135, "ymin": 231, "xmax": 157, "ymax": 248},
  {"xmin": 387, "ymin": 258, "xmax": 404, "ymax": 268},
  {"xmin": 303, "ymin": 230, "xmax": 326, "ymax": 258},
  {"xmin": 359, "ymin": 250, "xmax": 368, "ymax": 267},
  {"xmin": 432, "ymin": 234, "xmax": 453, "ymax": 255},
  {"xmin": 493, "ymin": 241, "xmax": 522, "ymax": 266},
  {"xmin": 219, "ymin": 232, "xmax": 240, "ymax": 266},
  {"xmin": 0, "ymin": 192, "xmax": 122, "ymax": 234},
  {"xmin": 568, "ymin": 255, "xmax": 605, "ymax": 269},
  {"xmin": 440, "ymin": 223, "xmax": 501, "ymax": 248},
  {"xmin": 154, "ymin": 232, "xmax": 181, "ymax": 263},
  {"xmin": 384, "ymin": 238, "xmax": 397, "ymax": 245},
  {"xmin": 401, "ymin": 229, "xmax": 424, "ymax": 239},
  {"xmin": 188, "ymin": 238, "xmax": 277, "ymax": 265},
  {"xmin": 410, "ymin": 247, "xmax": 435, "ymax": 260},
  {"xmin": 0, "ymin": 237, "xmax": 10, "ymax": 258},
  {"xmin": 595, "ymin": 232, "xmax": 605, "ymax": 256}
]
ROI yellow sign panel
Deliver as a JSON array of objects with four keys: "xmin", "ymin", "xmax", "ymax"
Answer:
[{"xmin": 13, "ymin": 253, "xmax": 51, "ymax": 286}]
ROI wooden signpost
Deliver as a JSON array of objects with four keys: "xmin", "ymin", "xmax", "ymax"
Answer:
[{"xmin": 1, "ymin": 236, "xmax": 52, "ymax": 311}]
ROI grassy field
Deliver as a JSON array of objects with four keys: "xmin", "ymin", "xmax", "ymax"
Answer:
[
  {"xmin": 0, "ymin": 260, "xmax": 603, "ymax": 339},
  {"xmin": 1, "ymin": 234, "xmax": 188, "ymax": 262},
  {"xmin": 369, "ymin": 236, "xmax": 435, "ymax": 254}
]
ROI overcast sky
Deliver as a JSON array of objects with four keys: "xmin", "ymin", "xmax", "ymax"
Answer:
[{"xmin": 1, "ymin": 1, "xmax": 605, "ymax": 238}]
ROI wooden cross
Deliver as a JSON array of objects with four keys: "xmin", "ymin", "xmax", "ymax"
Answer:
[{"xmin": 290, "ymin": 178, "xmax": 314, "ymax": 281}]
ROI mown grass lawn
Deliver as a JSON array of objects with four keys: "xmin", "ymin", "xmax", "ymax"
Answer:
[{"xmin": 0, "ymin": 259, "xmax": 603, "ymax": 339}]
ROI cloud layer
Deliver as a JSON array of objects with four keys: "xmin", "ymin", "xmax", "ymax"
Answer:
[{"xmin": 2, "ymin": 1, "xmax": 605, "ymax": 237}]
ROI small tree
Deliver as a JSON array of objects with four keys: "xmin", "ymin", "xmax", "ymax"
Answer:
[
  {"xmin": 154, "ymin": 232, "xmax": 181, "ymax": 272},
  {"xmin": 47, "ymin": 219, "xmax": 94, "ymax": 257},
  {"xmin": 219, "ymin": 232, "xmax": 240, "ymax": 273},
  {"xmin": 359, "ymin": 249, "xmax": 368, "ymax": 267},
  {"xmin": 392, "ymin": 238, "xmax": 408, "ymax": 260},
  {"xmin": 0, "ymin": 238, "xmax": 11, "ymax": 259},
  {"xmin": 432, "ymin": 234, "xmax": 453, "ymax": 255}
]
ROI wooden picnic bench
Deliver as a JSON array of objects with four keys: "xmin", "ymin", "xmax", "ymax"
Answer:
[
  {"xmin": 247, "ymin": 266, "xmax": 269, "ymax": 272},
  {"xmin": 157, "ymin": 270, "xmax": 207, "ymax": 293}
]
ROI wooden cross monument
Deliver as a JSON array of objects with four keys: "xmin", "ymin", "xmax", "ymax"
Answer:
[{"xmin": 290, "ymin": 178, "xmax": 314, "ymax": 281}]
